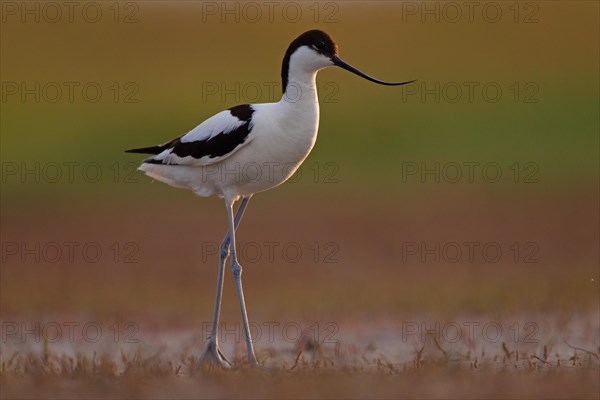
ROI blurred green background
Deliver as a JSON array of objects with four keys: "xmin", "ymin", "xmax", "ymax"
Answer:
[{"xmin": 1, "ymin": 1, "xmax": 598, "ymax": 324}]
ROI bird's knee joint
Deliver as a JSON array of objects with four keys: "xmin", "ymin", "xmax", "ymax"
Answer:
[
  {"xmin": 230, "ymin": 261, "xmax": 242, "ymax": 277},
  {"xmin": 219, "ymin": 240, "xmax": 230, "ymax": 259}
]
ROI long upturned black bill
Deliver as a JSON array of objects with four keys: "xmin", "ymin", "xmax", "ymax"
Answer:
[{"xmin": 332, "ymin": 56, "xmax": 415, "ymax": 86}]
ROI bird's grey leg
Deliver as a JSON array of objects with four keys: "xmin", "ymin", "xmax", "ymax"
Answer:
[
  {"xmin": 201, "ymin": 195, "xmax": 251, "ymax": 368},
  {"xmin": 225, "ymin": 195, "xmax": 259, "ymax": 366}
]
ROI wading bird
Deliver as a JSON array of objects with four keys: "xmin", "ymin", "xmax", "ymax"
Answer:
[{"xmin": 126, "ymin": 30, "xmax": 413, "ymax": 368}]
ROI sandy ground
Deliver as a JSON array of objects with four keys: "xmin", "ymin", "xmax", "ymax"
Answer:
[{"xmin": 2, "ymin": 311, "xmax": 598, "ymax": 399}]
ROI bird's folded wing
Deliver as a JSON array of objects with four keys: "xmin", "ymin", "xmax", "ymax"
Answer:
[{"xmin": 132, "ymin": 104, "xmax": 255, "ymax": 167}]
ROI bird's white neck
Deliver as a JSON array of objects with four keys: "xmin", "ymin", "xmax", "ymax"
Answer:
[
  {"xmin": 274, "ymin": 63, "xmax": 320, "ymax": 145},
  {"xmin": 279, "ymin": 46, "xmax": 328, "ymax": 106},
  {"xmin": 280, "ymin": 70, "xmax": 318, "ymax": 106}
]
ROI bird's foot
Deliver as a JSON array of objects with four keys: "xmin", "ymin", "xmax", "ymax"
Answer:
[
  {"xmin": 240, "ymin": 356, "xmax": 271, "ymax": 371},
  {"xmin": 250, "ymin": 362, "xmax": 271, "ymax": 371},
  {"xmin": 200, "ymin": 342, "xmax": 233, "ymax": 369}
]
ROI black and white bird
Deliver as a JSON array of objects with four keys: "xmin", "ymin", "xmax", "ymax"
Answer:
[{"xmin": 126, "ymin": 30, "xmax": 414, "ymax": 368}]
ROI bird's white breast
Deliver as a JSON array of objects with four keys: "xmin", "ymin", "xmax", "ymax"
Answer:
[{"xmin": 221, "ymin": 94, "xmax": 320, "ymax": 196}]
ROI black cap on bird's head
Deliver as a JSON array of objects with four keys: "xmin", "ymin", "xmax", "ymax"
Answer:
[
  {"xmin": 295, "ymin": 29, "xmax": 339, "ymax": 59},
  {"xmin": 281, "ymin": 30, "xmax": 415, "ymax": 93}
]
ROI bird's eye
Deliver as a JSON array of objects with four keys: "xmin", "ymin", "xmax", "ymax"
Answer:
[{"xmin": 315, "ymin": 41, "xmax": 325, "ymax": 50}]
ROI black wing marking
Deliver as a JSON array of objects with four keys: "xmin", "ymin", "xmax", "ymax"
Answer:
[{"xmin": 125, "ymin": 104, "xmax": 255, "ymax": 166}]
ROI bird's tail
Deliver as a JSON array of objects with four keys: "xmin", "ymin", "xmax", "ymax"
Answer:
[
  {"xmin": 125, "ymin": 135, "xmax": 184, "ymax": 155},
  {"xmin": 125, "ymin": 145, "xmax": 167, "ymax": 155}
]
